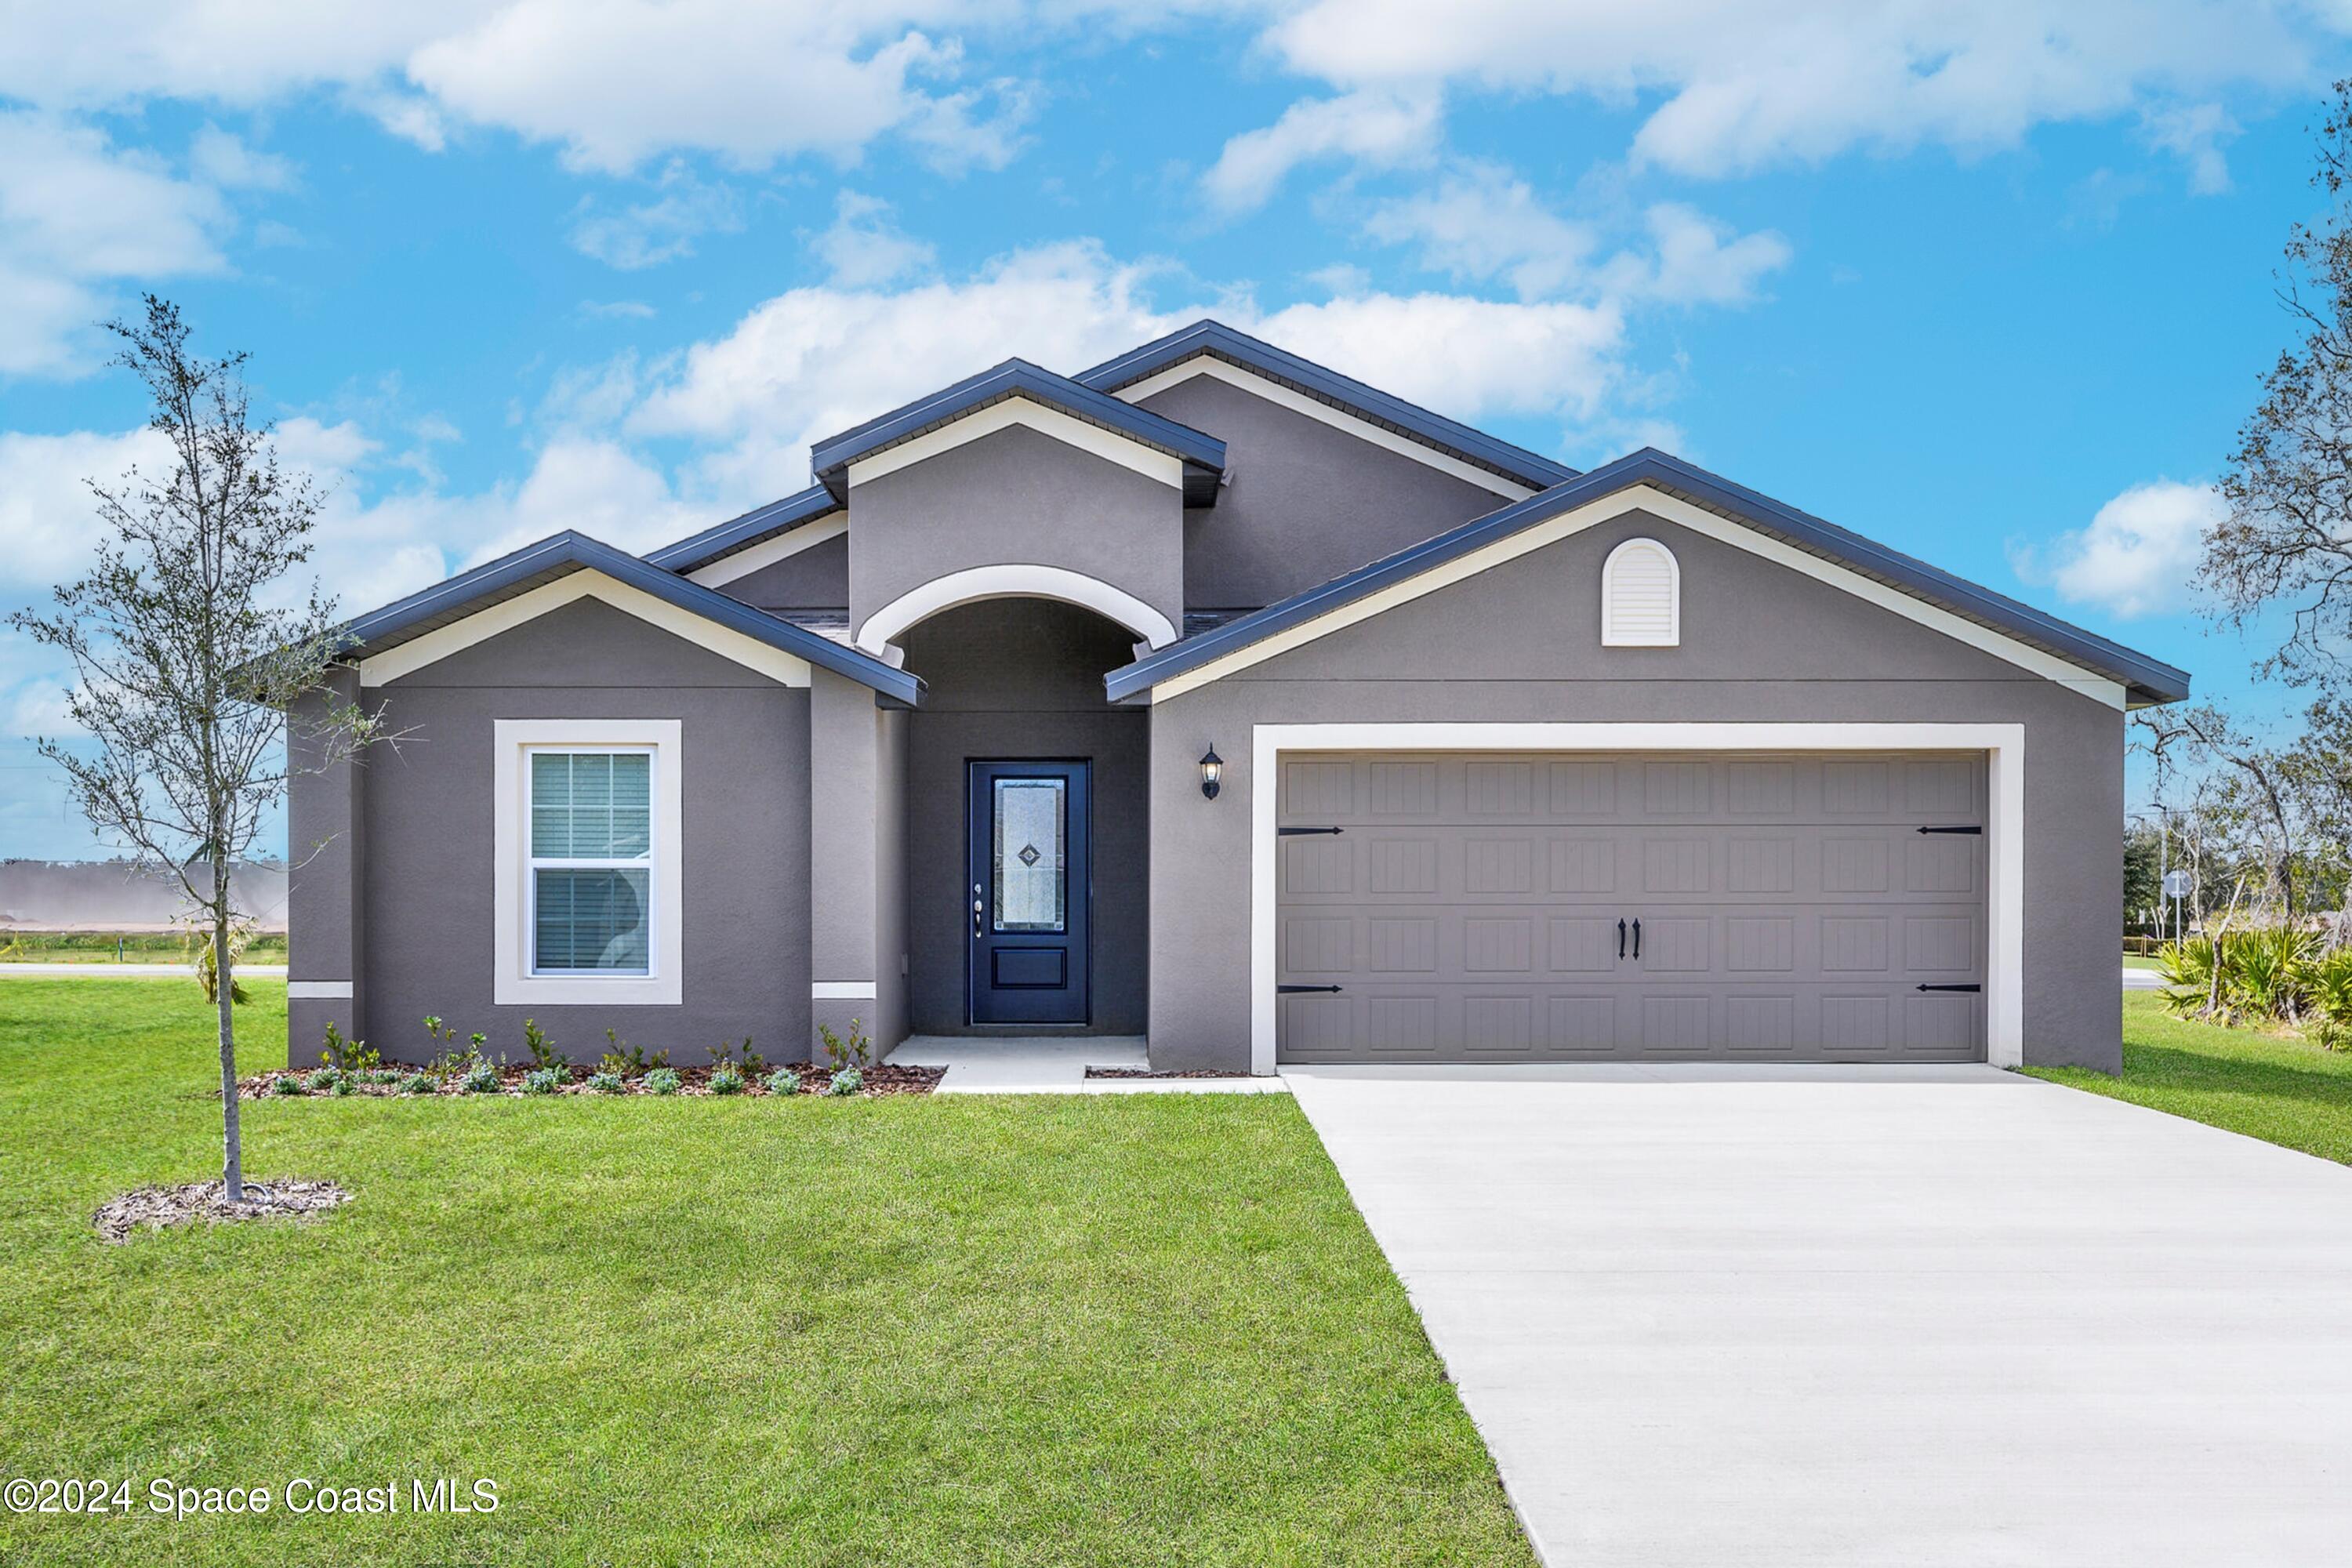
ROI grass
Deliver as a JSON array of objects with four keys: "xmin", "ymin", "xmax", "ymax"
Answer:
[
  {"xmin": 2121, "ymin": 953, "xmax": 2163, "ymax": 971},
  {"xmin": 0, "ymin": 931, "xmax": 288, "ymax": 964},
  {"xmin": 0, "ymin": 980, "xmax": 1529, "ymax": 1567},
  {"xmin": 2028, "ymin": 992, "xmax": 2352, "ymax": 1165}
]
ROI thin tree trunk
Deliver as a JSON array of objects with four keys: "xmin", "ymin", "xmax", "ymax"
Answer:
[
  {"xmin": 214, "ymin": 855, "xmax": 242, "ymax": 1204},
  {"xmin": 2206, "ymin": 878, "xmax": 2246, "ymax": 1022}
]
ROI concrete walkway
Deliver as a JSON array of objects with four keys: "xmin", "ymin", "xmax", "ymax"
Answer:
[
  {"xmin": 886, "ymin": 1035, "xmax": 1288, "ymax": 1094},
  {"xmin": 1284, "ymin": 1064, "xmax": 2352, "ymax": 1567}
]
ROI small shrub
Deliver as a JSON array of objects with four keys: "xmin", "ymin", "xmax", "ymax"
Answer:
[
  {"xmin": 363, "ymin": 1068, "xmax": 401, "ymax": 1085},
  {"xmin": 585, "ymin": 1069, "xmax": 626, "ymax": 1094},
  {"xmin": 303, "ymin": 1066, "xmax": 342, "ymax": 1094},
  {"xmin": 397, "ymin": 1072, "xmax": 437, "ymax": 1095},
  {"xmin": 818, "ymin": 1018, "xmax": 873, "ymax": 1070},
  {"xmin": 708, "ymin": 1064, "xmax": 746, "ymax": 1096},
  {"xmin": 764, "ymin": 1067, "xmax": 802, "ymax": 1097},
  {"xmin": 321, "ymin": 1021, "xmax": 380, "ymax": 1074},
  {"xmin": 422, "ymin": 1015, "xmax": 467, "ymax": 1079},
  {"xmin": 522, "ymin": 1066, "xmax": 564, "ymax": 1095},
  {"xmin": 2310, "ymin": 946, "xmax": 2352, "ymax": 1050},
  {"xmin": 828, "ymin": 1066, "xmax": 862, "ymax": 1097},
  {"xmin": 522, "ymin": 1018, "xmax": 564, "ymax": 1073},
  {"xmin": 270, "ymin": 1073, "xmax": 305, "ymax": 1096},
  {"xmin": 328, "ymin": 1073, "xmax": 358, "ymax": 1097},
  {"xmin": 459, "ymin": 1059, "xmax": 502, "ymax": 1094},
  {"xmin": 643, "ymin": 1067, "xmax": 682, "ymax": 1095},
  {"xmin": 601, "ymin": 1028, "xmax": 659, "ymax": 1076}
]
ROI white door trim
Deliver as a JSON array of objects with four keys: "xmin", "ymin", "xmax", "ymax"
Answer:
[
  {"xmin": 1249, "ymin": 721, "xmax": 2026, "ymax": 1074},
  {"xmin": 855, "ymin": 563, "xmax": 1179, "ymax": 664}
]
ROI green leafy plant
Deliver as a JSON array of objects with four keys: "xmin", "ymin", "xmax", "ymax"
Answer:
[
  {"xmin": 818, "ymin": 1017, "xmax": 872, "ymax": 1070},
  {"xmin": 521, "ymin": 1066, "xmax": 564, "ymax": 1095},
  {"xmin": 585, "ymin": 1069, "xmax": 626, "ymax": 1094},
  {"xmin": 302, "ymin": 1066, "xmax": 342, "ymax": 1094},
  {"xmin": 423, "ymin": 1014, "xmax": 470, "ymax": 1080},
  {"xmin": 186, "ymin": 920, "xmax": 254, "ymax": 1006},
  {"xmin": 707, "ymin": 1064, "xmax": 745, "ymax": 1096},
  {"xmin": 522, "ymin": 1018, "xmax": 564, "ymax": 1074},
  {"xmin": 764, "ymin": 1067, "xmax": 801, "ymax": 1097},
  {"xmin": 2309, "ymin": 946, "xmax": 2352, "ymax": 1050},
  {"xmin": 321, "ymin": 1021, "xmax": 380, "ymax": 1074},
  {"xmin": 270, "ymin": 1073, "xmax": 304, "ymax": 1096},
  {"xmin": 601, "ymin": 1028, "xmax": 662, "ymax": 1076},
  {"xmin": 397, "ymin": 1072, "xmax": 437, "ymax": 1096},
  {"xmin": 459, "ymin": 1058, "xmax": 501, "ymax": 1094},
  {"xmin": 328, "ymin": 1073, "xmax": 358, "ymax": 1097},
  {"xmin": 2236, "ymin": 927, "xmax": 2316, "ymax": 1021},
  {"xmin": 363, "ymin": 1068, "xmax": 401, "ymax": 1085},
  {"xmin": 643, "ymin": 1066, "xmax": 682, "ymax": 1096},
  {"xmin": 828, "ymin": 1066, "xmax": 862, "ymax": 1097}
]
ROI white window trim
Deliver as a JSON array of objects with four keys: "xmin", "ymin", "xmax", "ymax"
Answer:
[
  {"xmin": 1600, "ymin": 536, "xmax": 1680, "ymax": 647},
  {"xmin": 1110, "ymin": 357, "xmax": 1538, "ymax": 502},
  {"xmin": 854, "ymin": 563, "xmax": 1179, "ymax": 666},
  {"xmin": 1248, "ymin": 721, "xmax": 2026, "ymax": 1075},
  {"xmin": 686, "ymin": 513, "xmax": 848, "ymax": 588},
  {"xmin": 494, "ymin": 719, "xmax": 683, "ymax": 1007},
  {"xmin": 1150, "ymin": 485, "xmax": 2126, "ymax": 710},
  {"xmin": 846, "ymin": 397, "xmax": 1186, "ymax": 492},
  {"xmin": 358, "ymin": 571, "xmax": 813, "ymax": 688}
]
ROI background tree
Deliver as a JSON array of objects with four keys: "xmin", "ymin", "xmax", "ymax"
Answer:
[
  {"xmin": 9, "ymin": 297, "xmax": 380, "ymax": 1203},
  {"xmin": 2206, "ymin": 78, "xmax": 2352, "ymax": 681}
]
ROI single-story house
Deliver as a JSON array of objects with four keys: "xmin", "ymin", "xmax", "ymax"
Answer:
[{"xmin": 288, "ymin": 321, "xmax": 2189, "ymax": 1073}]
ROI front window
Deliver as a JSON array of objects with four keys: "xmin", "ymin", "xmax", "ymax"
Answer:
[{"xmin": 528, "ymin": 749, "xmax": 655, "ymax": 976}]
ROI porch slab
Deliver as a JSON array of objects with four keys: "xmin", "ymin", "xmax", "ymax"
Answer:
[{"xmin": 886, "ymin": 1035, "xmax": 1288, "ymax": 1094}]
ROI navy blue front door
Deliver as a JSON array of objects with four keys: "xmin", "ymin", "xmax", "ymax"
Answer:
[{"xmin": 968, "ymin": 761, "xmax": 1091, "ymax": 1024}]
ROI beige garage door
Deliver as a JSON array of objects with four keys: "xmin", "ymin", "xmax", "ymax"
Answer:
[{"xmin": 1275, "ymin": 751, "xmax": 1988, "ymax": 1063}]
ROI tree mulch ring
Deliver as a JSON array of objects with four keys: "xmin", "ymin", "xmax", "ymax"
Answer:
[
  {"xmin": 93, "ymin": 1178, "xmax": 350, "ymax": 1244},
  {"xmin": 1084, "ymin": 1066, "xmax": 1256, "ymax": 1079},
  {"xmin": 237, "ymin": 1062, "xmax": 944, "ymax": 1099}
]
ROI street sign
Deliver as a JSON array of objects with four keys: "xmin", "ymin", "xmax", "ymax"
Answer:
[{"xmin": 2161, "ymin": 869, "xmax": 2191, "ymax": 898}]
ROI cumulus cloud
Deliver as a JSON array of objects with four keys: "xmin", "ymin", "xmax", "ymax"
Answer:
[
  {"xmin": 568, "ymin": 162, "xmax": 743, "ymax": 270},
  {"xmin": 812, "ymin": 191, "xmax": 938, "ymax": 288},
  {"xmin": 188, "ymin": 123, "xmax": 297, "ymax": 191},
  {"xmin": 1203, "ymin": 89, "xmax": 1443, "ymax": 214},
  {"xmin": 2015, "ymin": 479, "xmax": 2222, "ymax": 618}
]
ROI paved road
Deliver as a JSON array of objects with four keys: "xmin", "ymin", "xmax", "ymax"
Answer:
[
  {"xmin": 2123, "ymin": 965, "xmax": 2162, "ymax": 991},
  {"xmin": 1286, "ymin": 1064, "xmax": 2352, "ymax": 1567}
]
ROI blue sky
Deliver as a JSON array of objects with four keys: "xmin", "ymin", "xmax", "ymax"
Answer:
[{"xmin": 0, "ymin": 2, "xmax": 2342, "ymax": 858}]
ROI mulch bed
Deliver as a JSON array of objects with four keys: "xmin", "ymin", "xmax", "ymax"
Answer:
[
  {"xmin": 1084, "ymin": 1066, "xmax": 1256, "ymax": 1079},
  {"xmin": 237, "ymin": 1062, "xmax": 943, "ymax": 1100},
  {"xmin": 93, "ymin": 1178, "xmax": 350, "ymax": 1243}
]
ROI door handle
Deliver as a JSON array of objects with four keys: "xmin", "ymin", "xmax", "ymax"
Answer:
[
  {"xmin": 972, "ymin": 885, "xmax": 983, "ymax": 938},
  {"xmin": 1632, "ymin": 918, "xmax": 1642, "ymax": 960},
  {"xmin": 1617, "ymin": 918, "xmax": 1627, "ymax": 960}
]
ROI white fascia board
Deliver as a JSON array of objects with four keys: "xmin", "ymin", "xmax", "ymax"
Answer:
[
  {"xmin": 1248, "ymin": 720, "xmax": 2027, "ymax": 1074},
  {"xmin": 356, "ymin": 570, "xmax": 813, "ymax": 688},
  {"xmin": 494, "ymin": 719, "xmax": 684, "ymax": 1008},
  {"xmin": 846, "ymin": 397, "xmax": 1185, "ymax": 492},
  {"xmin": 1154, "ymin": 485, "xmax": 2127, "ymax": 710},
  {"xmin": 854, "ymin": 563, "xmax": 1180, "ymax": 657},
  {"xmin": 687, "ymin": 513, "xmax": 848, "ymax": 588},
  {"xmin": 1112, "ymin": 357, "xmax": 1537, "ymax": 502}
]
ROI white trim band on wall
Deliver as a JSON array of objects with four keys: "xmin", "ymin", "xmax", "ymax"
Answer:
[
  {"xmin": 288, "ymin": 980, "xmax": 354, "ymax": 1000},
  {"xmin": 1249, "ymin": 721, "xmax": 2027, "ymax": 1076},
  {"xmin": 811, "ymin": 982, "xmax": 877, "ymax": 1000}
]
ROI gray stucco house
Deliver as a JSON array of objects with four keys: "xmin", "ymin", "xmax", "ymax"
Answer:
[{"xmin": 287, "ymin": 321, "xmax": 2189, "ymax": 1074}]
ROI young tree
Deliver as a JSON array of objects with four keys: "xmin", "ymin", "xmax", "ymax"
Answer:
[
  {"xmin": 9, "ymin": 297, "xmax": 380, "ymax": 1203},
  {"xmin": 2207, "ymin": 78, "xmax": 2352, "ymax": 681}
]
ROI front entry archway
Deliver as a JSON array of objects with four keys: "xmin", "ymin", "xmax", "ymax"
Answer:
[{"xmin": 854, "ymin": 564, "xmax": 1178, "ymax": 667}]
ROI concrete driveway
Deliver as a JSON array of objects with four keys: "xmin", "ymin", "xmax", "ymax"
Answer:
[{"xmin": 1284, "ymin": 1065, "xmax": 2352, "ymax": 1567}]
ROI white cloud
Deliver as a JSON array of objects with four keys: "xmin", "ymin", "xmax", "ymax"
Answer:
[
  {"xmin": 7, "ymin": 680, "xmax": 81, "ymax": 739},
  {"xmin": 1362, "ymin": 164, "xmax": 1595, "ymax": 300},
  {"xmin": 1203, "ymin": 89, "xmax": 1443, "ymax": 214},
  {"xmin": 2140, "ymin": 100, "xmax": 2241, "ymax": 194},
  {"xmin": 579, "ymin": 299, "xmax": 658, "ymax": 320},
  {"xmin": 812, "ymin": 191, "xmax": 938, "ymax": 287},
  {"xmin": 2016, "ymin": 478, "xmax": 2221, "ymax": 618},
  {"xmin": 1629, "ymin": 201, "xmax": 1792, "ymax": 306},
  {"xmin": 1252, "ymin": 291, "xmax": 1624, "ymax": 426},
  {"xmin": 0, "ymin": 427, "xmax": 175, "ymax": 590},
  {"xmin": 1259, "ymin": 0, "xmax": 2328, "ymax": 182},
  {"xmin": 188, "ymin": 124, "xmax": 297, "ymax": 191},
  {"xmin": 568, "ymin": 161, "xmax": 743, "ymax": 270}
]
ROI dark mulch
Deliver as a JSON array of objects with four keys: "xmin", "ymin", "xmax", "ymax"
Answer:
[
  {"xmin": 93, "ymin": 1178, "xmax": 350, "ymax": 1243},
  {"xmin": 1084, "ymin": 1066, "xmax": 1256, "ymax": 1079},
  {"xmin": 238, "ymin": 1062, "xmax": 943, "ymax": 1100}
]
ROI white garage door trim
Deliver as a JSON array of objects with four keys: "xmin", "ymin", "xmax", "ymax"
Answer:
[{"xmin": 1250, "ymin": 722, "xmax": 2026, "ymax": 1073}]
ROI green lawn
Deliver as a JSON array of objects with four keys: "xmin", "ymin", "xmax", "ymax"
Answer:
[
  {"xmin": 2121, "ymin": 953, "xmax": 2163, "ymax": 971},
  {"xmin": 2029, "ymin": 992, "xmax": 2352, "ymax": 1164},
  {"xmin": 0, "ymin": 980, "xmax": 1530, "ymax": 1567},
  {"xmin": 0, "ymin": 931, "xmax": 289, "ymax": 964}
]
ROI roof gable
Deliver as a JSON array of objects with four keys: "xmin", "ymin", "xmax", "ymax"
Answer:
[
  {"xmin": 643, "ymin": 485, "xmax": 840, "ymax": 576},
  {"xmin": 337, "ymin": 531, "xmax": 921, "ymax": 703},
  {"xmin": 1104, "ymin": 448, "xmax": 2191, "ymax": 709},
  {"xmin": 808, "ymin": 358, "xmax": 1226, "ymax": 505}
]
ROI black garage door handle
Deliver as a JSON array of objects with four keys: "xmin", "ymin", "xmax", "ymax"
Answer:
[
  {"xmin": 1278, "ymin": 984, "xmax": 1343, "ymax": 993},
  {"xmin": 1916, "ymin": 983, "xmax": 1982, "ymax": 992},
  {"xmin": 1617, "ymin": 918, "xmax": 1626, "ymax": 959},
  {"xmin": 1632, "ymin": 918, "xmax": 1641, "ymax": 960}
]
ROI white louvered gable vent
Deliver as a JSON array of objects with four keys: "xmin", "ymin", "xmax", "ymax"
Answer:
[{"xmin": 1601, "ymin": 537, "xmax": 1680, "ymax": 647}]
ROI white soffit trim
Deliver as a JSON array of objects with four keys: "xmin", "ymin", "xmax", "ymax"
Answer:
[
  {"xmin": 855, "ymin": 563, "xmax": 1180, "ymax": 657},
  {"xmin": 687, "ymin": 513, "xmax": 848, "ymax": 588},
  {"xmin": 1112, "ymin": 357, "xmax": 1537, "ymax": 502},
  {"xmin": 493, "ymin": 719, "xmax": 684, "ymax": 1007},
  {"xmin": 357, "ymin": 570, "xmax": 814, "ymax": 688},
  {"xmin": 811, "ymin": 981, "xmax": 877, "ymax": 1000},
  {"xmin": 287, "ymin": 980, "xmax": 353, "ymax": 1000},
  {"xmin": 1248, "ymin": 721, "xmax": 2027, "ymax": 1074},
  {"xmin": 1155, "ymin": 485, "xmax": 2127, "ymax": 709},
  {"xmin": 846, "ymin": 397, "xmax": 1186, "ymax": 492}
]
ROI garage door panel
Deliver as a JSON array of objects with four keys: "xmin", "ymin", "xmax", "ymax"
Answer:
[{"xmin": 1276, "ymin": 750, "xmax": 1987, "ymax": 1064}]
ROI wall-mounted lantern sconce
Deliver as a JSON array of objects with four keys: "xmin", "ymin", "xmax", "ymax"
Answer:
[{"xmin": 1199, "ymin": 746, "xmax": 1223, "ymax": 800}]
